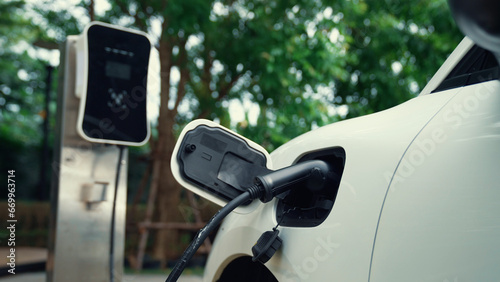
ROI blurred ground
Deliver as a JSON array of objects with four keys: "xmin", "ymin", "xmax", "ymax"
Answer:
[{"xmin": 0, "ymin": 248, "xmax": 203, "ymax": 281}]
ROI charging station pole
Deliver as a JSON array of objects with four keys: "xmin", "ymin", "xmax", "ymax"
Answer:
[
  {"xmin": 48, "ymin": 22, "xmax": 151, "ymax": 281},
  {"xmin": 47, "ymin": 36, "xmax": 129, "ymax": 282}
]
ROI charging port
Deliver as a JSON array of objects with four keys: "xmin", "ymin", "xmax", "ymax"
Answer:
[{"xmin": 275, "ymin": 147, "xmax": 345, "ymax": 227}]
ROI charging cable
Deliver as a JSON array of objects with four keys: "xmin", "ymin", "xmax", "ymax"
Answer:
[
  {"xmin": 165, "ymin": 160, "xmax": 332, "ymax": 282},
  {"xmin": 110, "ymin": 145, "xmax": 125, "ymax": 282}
]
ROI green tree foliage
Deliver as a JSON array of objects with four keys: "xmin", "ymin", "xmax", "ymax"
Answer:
[
  {"xmin": 0, "ymin": 0, "xmax": 46, "ymax": 145},
  {"xmin": 331, "ymin": 0, "xmax": 463, "ymax": 118},
  {"xmin": 96, "ymin": 0, "xmax": 356, "ymax": 149},
  {"xmin": 0, "ymin": 1, "xmax": 59, "ymax": 199}
]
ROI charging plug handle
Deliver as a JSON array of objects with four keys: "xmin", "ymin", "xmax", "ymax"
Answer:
[{"xmin": 255, "ymin": 160, "xmax": 332, "ymax": 203}]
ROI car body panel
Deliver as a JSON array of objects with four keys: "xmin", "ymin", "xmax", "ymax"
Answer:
[{"xmin": 370, "ymin": 80, "xmax": 500, "ymax": 281}]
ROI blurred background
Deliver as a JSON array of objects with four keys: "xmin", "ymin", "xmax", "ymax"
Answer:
[{"xmin": 0, "ymin": 0, "xmax": 463, "ymax": 276}]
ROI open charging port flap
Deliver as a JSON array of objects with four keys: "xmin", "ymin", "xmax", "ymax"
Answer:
[{"xmin": 171, "ymin": 120, "xmax": 273, "ymax": 213}]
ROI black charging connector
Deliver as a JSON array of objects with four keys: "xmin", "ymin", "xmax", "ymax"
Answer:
[
  {"xmin": 251, "ymin": 228, "xmax": 282, "ymax": 264},
  {"xmin": 255, "ymin": 160, "xmax": 333, "ymax": 203},
  {"xmin": 165, "ymin": 160, "xmax": 333, "ymax": 282}
]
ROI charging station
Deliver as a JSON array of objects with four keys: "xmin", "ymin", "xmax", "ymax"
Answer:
[
  {"xmin": 75, "ymin": 22, "xmax": 151, "ymax": 146},
  {"xmin": 48, "ymin": 22, "xmax": 152, "ymax": 282}
]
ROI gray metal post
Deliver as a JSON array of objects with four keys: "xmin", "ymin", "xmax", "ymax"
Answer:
[{"xmin": 47, "ymin": 37, "xmax": 128, "ymax": 282}]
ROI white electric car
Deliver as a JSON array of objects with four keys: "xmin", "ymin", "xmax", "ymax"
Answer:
[{"xmin": 171, "ymin": 2, "xmax": 500, "ymax": 281}]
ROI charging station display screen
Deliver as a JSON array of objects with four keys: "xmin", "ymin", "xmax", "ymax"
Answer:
[
  {"xmin": 82, "ymin": 24, "xmax": 150, "ymax": 144},
  {"xmin": 105, "ymin": 61, "xmax": 131, "ymax": 80}
]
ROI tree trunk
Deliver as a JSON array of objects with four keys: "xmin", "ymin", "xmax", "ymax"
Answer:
[
  {"xmin": 153, "ymin": 118, "xmax": 182, "ymax": 265},
  {"xmin": 151, "ymin": 36, "xmax": 184, "ymax": 266}
]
